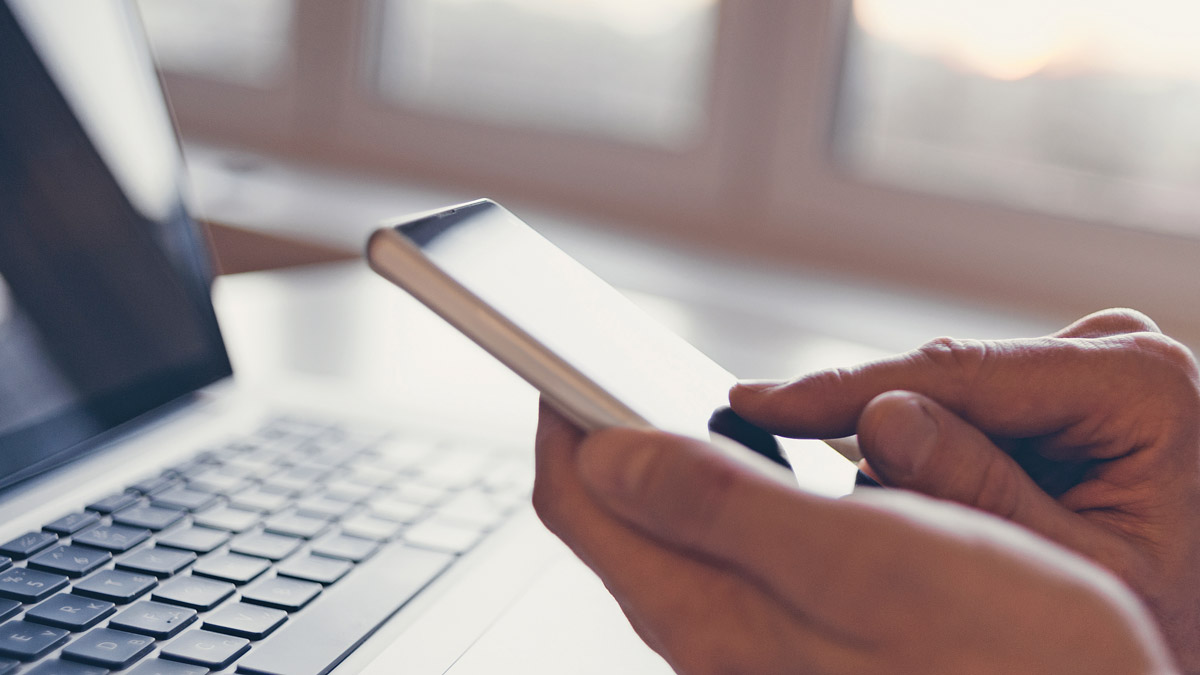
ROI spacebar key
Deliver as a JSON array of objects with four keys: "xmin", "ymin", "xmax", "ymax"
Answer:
[{"xmin": 237, "ymin": 544, "xmax": 454, "ymax": 675}]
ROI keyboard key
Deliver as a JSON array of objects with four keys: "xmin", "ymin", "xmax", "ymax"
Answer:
[
  {"xmin": 310, "ymin": 535, "xmax": 378, "ymax": 563},
  {"xmin": 0, "ymin": 658, "xmax": 14, "ymax": 675},
  {"xmin": 402, "ymin": 518, "xmax": 483, "ymax": 554},
  {"xmin": 0, "ymin": 557, "xmax": 8, "ymax": 573},
  {"xmin": 26, "ymin": 594, "xmax": 115, "ymax": 630},
  {"xmin": 156, "ymin": 527, "xmax": 230, "ymax": 554},
  {"xmin": 117, "ymin": 548, "xmax": 196, "ymax": 578},
  {"xmin": 63, "ymin": 627, "xmax": 155, "ymax": 669},
  {"xmin": 73, "ymin": 570, "xmax": 157, "ymax": 604},
  {"xmin": 241, "ymin": 577, "xmax": 321, "ymax": 612},
  {"xmin": 0, "ymin": 620, "xmax": 69, "ymax": 661},
  {"xmin": 0, "ymin": 599, "xmax": 18, "ymax": 622},
  {"xmin": 229, "ymin": 487, "xmax": 291, "ymax": 514},
  {"xmin": 0, "ymin": 531, "xmax": 58, "ymax": 559},
  {"xmin": 193, "ymin": 505, "xmax": 261, "ymax": 533},
  {"xmin": 293, "ymin": 495, "xmax": 355, "ymax": 520},
  {"xmin": 322, "ymin": 480, "xmax": 375, "ymax": 503},
  {"xmin": 223, "ymin": 455, "xmax": 277, "ymax": 476},
  {"xmin": 367, "ymin": 498, "xmax": 425, "ymax": 524},
  {"xmin": 24, "ymin": 659, "xmax": 106, "ymax": 675},
  {"xmin": 229, "ymin": 533, "xmax": 300, "ymax": 561},
  {"xmin": 263, "ymin": 513, "xmax": 330, "ymax": 540},
  {"xmin": 203, "ymin": 602, "xmax": 287, "ymax": 639},
  {"xmin": 86, "ymin": 493, "xmax": 141, "ymax": 514},
  {"xmin": 72, "ymin": 525, "xmax": 151, "ymax": 553},
  {"xmin": 151, "ymin": 487, "xmax": 218, "ymax": 513},
  {"xmin": 113, "ymin": 505, "xmax": 186, "ymax": 531},
  {"xmin": 161, "ymin": 629, "xmax": 249, "ymax": 669},
  {"xmin": 163, "ymin": 458, "xmax": 208, "ymax": 479},
  {"xmin": 129, "ymin": 658, "xmax": 208, "ymax": 675},
  {"xmin": 187, "ymin": 469, "xmax": 252, "ymax": 495},
  {"xmin": 275, "ymin": 556, "xmax": 351, "ymax": 585},
  {"xmin": 28, "ymin": 545, "xmax": 112, "ymax": 577},
  {"xmin": 152, "ymin": 576, "xmax": 234, "ymax": 611},
  {"xmin": 236, "ymin": 545, "xmax": 452, "ymax": 675},
  {"xmin": 43, "ymin": 513, "xmax": 100, "ymax": 536},
  {"xmin": 129, "ymin": 475, "xmax": 179, "ymax": 496},
  {"xmin": 262, "ymin": 466, "xmax": 329, "ymax": 494},
  {"xmin": 0, "ymin": 566, "xmax": 69, "ymax": 602},
  {"xmin": 344, "ymin": 453, "xmax": 401, "ymax": 476},
  {"xmin": 192, "ymin": 553, "xmax": 270, "ymax": 585},
  {"xmin": 339, "ymin": 515, "xmax": 402, "ymax": 542},
  {"xmin": 109, "ymin": 601, "xmax": 197, "ymax": 639},
  {"xmin": 388, "ymin": 483, "xmax": 447, "ymax": 507}
]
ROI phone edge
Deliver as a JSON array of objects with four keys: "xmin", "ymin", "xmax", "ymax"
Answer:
[{"xmin": 366, "ymin": 226, "xmax": 655, "ymax": 435}]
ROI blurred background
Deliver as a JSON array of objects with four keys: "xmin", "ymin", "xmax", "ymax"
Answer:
[{"xmin": 132, "ymin": 0, "xmax": 1200, "ymax": 356}]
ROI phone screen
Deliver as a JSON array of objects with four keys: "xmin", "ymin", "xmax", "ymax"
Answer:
[{"xmin": 380, "ymin": 200, "xmax": 860, "ymax": 494}]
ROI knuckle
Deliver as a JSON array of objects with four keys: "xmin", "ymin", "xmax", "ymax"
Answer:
[
  {"xmin": 1139, "ymin": 333, "xmax": 1197, "ymax": 371},
  {"xmin": 916, "ymin": 337, "xmax": 991, "ymax": 393},
  {"xmin": 1124, "ymin": 333, "xmax": 1200, "ymax": 386},
  {"xmin": 1096, "ymin": 308, "xmax": 1161, "ymax": 334},
  {"xmin": 968, "ymin": 456, "xmax": 1023, "ymax": 521},
  {"xmin": 1070, "ymin": 308, "xmax": 1162, "ymax": 336}
]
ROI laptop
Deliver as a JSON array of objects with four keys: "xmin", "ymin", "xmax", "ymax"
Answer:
[{"xmin": 0, "ymin": 2, "xmax": 857, "ymax": 674}]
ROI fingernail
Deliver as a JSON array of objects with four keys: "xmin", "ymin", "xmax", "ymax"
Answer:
[
  {"xmin": 872, "ymin": 395, "xmax": 938, "ymax": 480},
  {"xmin": 576, "ymin": 431, "xmax": 659, "ymax": 501}
]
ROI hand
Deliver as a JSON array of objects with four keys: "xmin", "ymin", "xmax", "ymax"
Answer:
[
  {"xmin": 533, "ymin": 401, "xmax": 1176, "ymax": 674},
  {"xmin": 730, "ymin": 308, "xmax": 1200, "ymax": 671}
]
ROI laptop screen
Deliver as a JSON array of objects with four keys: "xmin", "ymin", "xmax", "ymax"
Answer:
[{"xmin": 0, "ymin": 0, "xmax": 232, "ymax": 490}]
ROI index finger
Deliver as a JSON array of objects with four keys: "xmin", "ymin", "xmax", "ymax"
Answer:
[{"xmin": 729, "ymin": 332, "xmax": 1189, "ymax": 446}]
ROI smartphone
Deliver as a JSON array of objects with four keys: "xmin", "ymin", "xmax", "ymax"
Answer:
[{"xmin": 366, "ymin": 199, "xmax": 859, "ymax": 492}]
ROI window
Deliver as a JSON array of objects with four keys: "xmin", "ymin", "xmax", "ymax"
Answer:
[
  {"xmin": 136, "ymin": 0, "xmax": 293, "ymax": 87},
  {"xmin": 839, "ymin": 0, "xmax": 1200, "ymax": 235},
  {"xmin": 372, "ymin": 0, "xmax": 717, "ymax": 148},
  {"xmin": 138, "ymin": 0, "xmax": 1200, "ymax": 343}
]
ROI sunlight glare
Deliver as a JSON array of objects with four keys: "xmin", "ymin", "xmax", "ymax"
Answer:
[{"xmin": 855, "ymin": 0, "xmax": 1200, "ymax": 81}]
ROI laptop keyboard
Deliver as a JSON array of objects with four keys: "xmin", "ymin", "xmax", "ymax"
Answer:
[{"xmin": 0, "ymin": 417, "xmax": 532, "ymax": 675}]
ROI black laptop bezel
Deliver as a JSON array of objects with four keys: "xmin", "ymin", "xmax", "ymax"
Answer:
[{"xmin": 0, "ymin": 0, "xmax": 234, "ymax": 490}]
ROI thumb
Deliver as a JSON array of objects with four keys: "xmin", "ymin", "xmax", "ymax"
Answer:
[{"xmin": 857, "ymin": 391, "xmax": 1108, "ymax": 552}]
